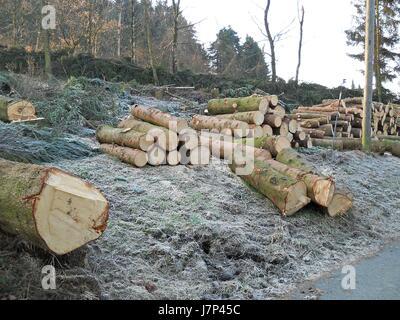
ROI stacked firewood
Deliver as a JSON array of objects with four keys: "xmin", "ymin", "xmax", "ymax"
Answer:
[
  {"xmin": 291, "ymin": 98, "xmax": 400, "ymax": 142},
  {"xmin": 205, "ymin": 95, "xmax": 314, "ymax": 149}
]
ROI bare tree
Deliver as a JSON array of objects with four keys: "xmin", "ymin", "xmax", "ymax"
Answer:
[
  {"xmin": 262, "ymin": 0, "xmax": 294, "ymax": 83},
  {"xmin": 171, "ymin": 0, "xmax": 181, "ymax": 74},
  {"xmin": 295, "ymin": 5, "xmax": 305, "ymax": 86},
  {"xmin": 117, "ymin": 0, "xmax": 123, "ymax": 57},
  {"xmin": 264, "ymin": 0, "xmax": 276, "ymax": 83},
  {"xmin": 130, "ymin": 0, "xmax": 136, "ymax": 63},
  {"xmin": 144, "ymin": 0, "xmax": 159, "ymax": 85}
]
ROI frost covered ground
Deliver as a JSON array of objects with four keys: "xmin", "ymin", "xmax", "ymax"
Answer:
[{"xmin": 1, "ymin": 145, "xmax": 399, "ymax": 300}]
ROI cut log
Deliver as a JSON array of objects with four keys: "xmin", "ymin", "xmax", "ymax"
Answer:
[
  {"xmin": 0, "ymin": 159, "xmax": 109, "ymax": 255},
  {"xmin": 252, "ymin": 136, "xmax": 291, "ymax": 157},
  {"xmin": 294, "ymin": 131, "xmax": 307, "ymax": 141},
  {"xmin": 118, "ymin": 117, "xmax": 178, "ymax": 151},
  {"xmin": 190, "ymin": 115, "xmax": 249, "ymax": 138},
  {"xmin": 299, "ymin": 137, "xmax": 313, "ymax": 148},
  {"xmin": 267, "ymin": 160, "xmax": 335, "ymax": 207},
  {"xmin": 96, "ymin": 126, "xmax": 154, "ymax": 151},
  {"xmin": 100, "ymin": 144, "xmax": 148, "ymax": 168},
  {"xmin": 167, "ymin": 150, "xmax": 182, "ymax": 166},
  {"xmin": 300, "ymin": 119, "xmax": 320, "ymax": 129},
  {"xmin": 264, "ymin": 114, "xmax": 282, "ymax": 128},
  {"xmin": 326, "ymin": 190, "xmax": 353, "ymax": 217},
  {"xmin": 300, "ymin": 128, "xmax": 325, "ymax": 139},
  {"xmin": 275, "ymin": 148, "xmax": 315, "ymax": 172},
  {"xmin": 319, "ymin": 124, "xmax": 334, "ymax": 136},
  {"xmin": 207, "ymin": 96, "xmax": 272, "ymax": 115},
  {"xmin": 311, "ymin": 138, "xmax": 344, "ymax": 150},
  {"xmin": 0, "ymin": 96, "xmax": 36, "ymax": 122},
  {"xmin": 272, "ymin": 105, "xmax": 286, "ymax": 117},
  {"xmin": 262, "ymin": 124, "xmax": 273, "ymax": 137},
  {"xmin": 131, "ymin": 105, "xmax": 188, "ymax": 133},
  {"xmin": 246, "ymin": 125, "xmax": 264, "ymax": 138},
  {"xmin": 283, "ymin": 118, "xmax": 299, "ymax": 133},
  {"xmin": 229, "ymin": 159, "xmax": 310, "ymax": 216},
  {"xmin": 216, "ymin": 111, "xmax": 265, "ymax": 126},
  {"xmin": 147, "ymin": 146, "xmax": 167, "ymax": 166}
]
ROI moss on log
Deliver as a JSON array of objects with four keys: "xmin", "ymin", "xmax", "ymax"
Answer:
[{"xmin": 207, "ymin": 96, "xmax": 276, "ymax": 115}]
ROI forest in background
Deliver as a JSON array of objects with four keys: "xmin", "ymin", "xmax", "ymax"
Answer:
[{"xmin": 0, "ymin": 0, "xmax": 399, "ymax": 105}]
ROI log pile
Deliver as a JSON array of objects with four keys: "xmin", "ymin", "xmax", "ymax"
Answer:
[
  {"xmin": 96, "ymin": 98, "xmax": 353, "ymax": 218},
  {"xmin": 206, "ymin": 95, "xmax": 314, "ymax": 149},
  {"xmin": 292, "ymin": 97, "xmax": 400, "ymax": 140}
]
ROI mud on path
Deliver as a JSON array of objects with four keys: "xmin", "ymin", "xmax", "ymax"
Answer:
[{"xmin": 1, "ymin": 145, "xmax": 400, "ymax": 300}]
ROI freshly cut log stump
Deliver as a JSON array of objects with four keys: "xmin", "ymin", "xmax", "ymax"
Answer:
[
  {"xmin": 262, "ymin": 125, "xmax": 273, "ymax": 137},
  {"xmin": 118, "ymin": 117, "xmax": 178, "ymax": 151},
  {"xmin": 0, "ymin": 159, "xmax": 109, "ymax": 255},
  {"xmin": 131, "ymin": 105, "xmax": 188, "ymax": 133},
  {"xmin": 216, "ymin": 111, "xmax": 265, "ymax": 125},
  {"xmin": 190, "ymin": 146, "xmax": 211, "ymax": 166},
  {"xmin": 100, "ymin": 144, "xmax": 148, "ymax": 168},
  {"xmin": 207, "ymin": 96, "xmax": 273, "ymax": 115},
  {"xmin": 230, "ymin": 159, "xmax": 310, "ymax": 216},
  {"xmin": 326, "ymin": 190, "xmax": 353, "ymax": 217},
  {"xmin": 190, "ymin": 115, "xmax": 249, "ymax": 138},
  {"xmin": 0, "ymin": 96, "xmax": 36, "ymax": 122},
  {"xmin": 147, "ymin": 146, "xmax": 167, "ymax": 166},
  {"xmin": 96, "ymin": 126, "xmax": 154, "ymax": 151},
  {"xmin": 246, "ymin": 125, "xmax": 264, "ymax": 138}
]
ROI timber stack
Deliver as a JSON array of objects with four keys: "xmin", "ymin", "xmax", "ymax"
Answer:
[
  {"xmin": 291, "ymin": 97, "xmax": 400, "ymax": 140},
  {"xmin": 96, "ymin": 97, "xmax": 353, "ymax": 218},
  {"xmin": 205, "ymin": 95, "xmax": 314, "ymax": 149}
]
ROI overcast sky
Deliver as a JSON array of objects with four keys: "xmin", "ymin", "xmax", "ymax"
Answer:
[{"xmin": 181, "ymin": 0, "xmax": 400, "ymax": 93}]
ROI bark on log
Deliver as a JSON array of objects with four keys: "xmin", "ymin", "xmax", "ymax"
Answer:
[
  {"xmin": 100, "ymin": 144, "xmax": 148, "ymax": 168},
  {"xmin": 131, "ymin": 105, "xmax": 188, "ymax": 133},
  {"xmin": 300, "ymin": 128, "xmax": 325, "ymax": 139},
  {"xmin": 262, "ymin": 125, "xmax": 273, "ymax": 137},
  {"xmin": 252, "ymin": 136, "xmax": 291, "ymax": 157},
  {"xmin": 246, "ymin": 125, "xmax": 264, "ymax": 138},
  {"xmin": 96, "ymin": 126, "xmax": 154, "ymax": 151},
  {"xmin": 207, "ymin": 96, "xmax": 272, "ymax": 115},
  {"xmin": 275, "ymin": 148, "xmax": 315, "ymax": 172},
  {"xmin": 300, "ymin": 119, "xmax": 320, "ymax": 129},
  {"xmin": 0, "ymin": 159, "xmax": 109, "ymax": 255},
  {"xmin": 118, "ymin": 117, "xmax": 178, "ymax": 151},
  {"xmin": 0, "ymin": 96, "xmax": 36, "ymax": 122},
  {"xmin": 267, "ymin": 159, "xmax": 335, "ymax": 207},
  {"xmin": 311, "ymin": 139, "xmax": 344, "ymax": 150},
  {"xmin": 190, "ymin": 115, "xmax": 249, "ymax": 138},
  {"xmin": 216, "ymin": 111, "xmax": 265, "ymax": 126},
  {"xmin": 229, "ymin": 159, "xmax": 310, "ymax": 216}
]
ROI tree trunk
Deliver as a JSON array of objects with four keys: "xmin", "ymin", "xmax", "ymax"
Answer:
[
  {"xmin": 118, "ymin": 116, "xmax": 179, "ymax": 151},
  {"xmin": 230, "ymin": 159, "xmax": 310, "ymax": 216},
  {"xmin": 131, "ymin": 105, "xmax": 188, "ymax": 133},
  {"xmin": 0, "ymin": 97, "xmax": 36, "ymax": 122},
  {"xmin": 264, "ymin": 0, "xmax": 277, "ymax": 83},
  {"xmin": 295, "ymin": 6, "xmax": 305, "ymax": 85},
  {"xmin": 0, "ymin": 159, "xmax": 109, "ymax": 255},
  {"xmin": 374, "ymin": 1, "xmax": 383, "ymax": 103},
  {"xmin": 117, "ymin": 2, "xmax": 123, "ymax": 57},
  {"xmin": 96, "ymin": 125, "xmax": 154, "ymax": 151},
  {"xmin": 100, "ymin": 144, "xmax": 148, "ymax": 168},
  {"xmin": 144, "ymin": 0, "xmax": 159, "ymax": 85},
  {"xmin": 190, "ymin": 115, "xmax": 249, "ymax": 138},
  {"xmin": 130, "ymin": 0, "xmax": 136, "ymax": 63},
  {"xmin": 216, "ymin": 111, "xmax": 265, "ymax": 125},
  {"xmin": 171, "ymin": 0, "xmax": 181, "ymax": 74},
  {"xmin": 267, "ymin": 159, "xmax": 335, "ymax": 207},
  {"xmin": 207, "ymin": 96, "xmax": 276, "ymax": 115}
]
